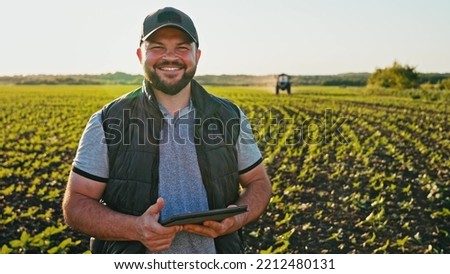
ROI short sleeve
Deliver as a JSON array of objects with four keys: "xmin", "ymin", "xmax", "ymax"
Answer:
[
  {"xmin": 72, "ymin": 111, "xmax": 109, "ymax": 182},
  {"xmin": 236, "ymin": 108, "xmax": 263, "ymax": 174}
]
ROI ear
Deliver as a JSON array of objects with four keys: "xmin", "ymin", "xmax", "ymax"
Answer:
[
  {"xmin": 195, "ymin": 49, "xmax": 202, "ymax": 64},
  {"xmin": 136, "ymin": 47, "xmax": 143, "ymax": 64}
]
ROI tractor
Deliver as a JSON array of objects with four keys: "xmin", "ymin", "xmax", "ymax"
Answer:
[{"xmin": 276, "ymin": 73, "xmax": 291, "ymax": 95}]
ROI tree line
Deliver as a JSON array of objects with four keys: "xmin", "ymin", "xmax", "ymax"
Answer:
[{"xmin": 1, "ymin": 69, "xmax": 449, "ymax": 89}]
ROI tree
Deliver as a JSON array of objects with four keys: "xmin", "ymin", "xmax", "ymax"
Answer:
[
  {"xmin": 440, "ymin": 77, "xmax": 450, "ymax": 90},
  {"xmin": 367, "ymin": 61, "xmax": 420, "ymax": 89}
]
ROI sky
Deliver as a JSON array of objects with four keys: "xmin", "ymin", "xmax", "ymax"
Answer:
[{"xmin": 1, "ymin": 0, "xmax": 450, "ymax": 76}]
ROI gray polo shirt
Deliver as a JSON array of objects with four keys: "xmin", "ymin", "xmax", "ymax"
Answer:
[{"xmin": 73, "ymin": 100, "xmax": 262, "ymax": 253}]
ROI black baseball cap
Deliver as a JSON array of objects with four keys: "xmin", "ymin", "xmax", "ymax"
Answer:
[{"xmin": 140, "ymin": 7, "xmax": 199, "ymax": 47}]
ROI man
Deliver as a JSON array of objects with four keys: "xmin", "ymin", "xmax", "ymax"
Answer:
[{"xmin": 62, "ymin": 7, "xmax": 272, "ymax": 254}]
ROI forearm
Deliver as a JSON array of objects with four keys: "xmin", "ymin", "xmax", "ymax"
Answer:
[
  {"xmin": 234, "ymin": 180, "xmax": 272, "ymax": 228},
  {"xmin": 63, "ymin": 193, "xmax": 139, "ymax": 241}
]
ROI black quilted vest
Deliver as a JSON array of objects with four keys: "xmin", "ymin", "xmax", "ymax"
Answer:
[{"xmin": 93, "ymin": 80, "xmax": 243, "ymax": 253}]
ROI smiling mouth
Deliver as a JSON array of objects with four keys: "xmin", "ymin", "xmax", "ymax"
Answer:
[
  {"xmin": 156, "ymin": 61, "xmax": 185, "ymax": 72},
  {"xmin": 158, "ymin": 66, "xmax": 183, "ymax": 71}
]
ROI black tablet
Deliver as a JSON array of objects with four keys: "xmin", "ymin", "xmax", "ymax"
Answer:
[{"xmin": 160, "ymin": 205, "xmax": 248, "ymax": 226}]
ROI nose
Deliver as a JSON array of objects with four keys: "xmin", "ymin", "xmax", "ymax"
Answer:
[{"xmin": 162, "ymin": 49, "xmax": 178, "ymax": 60}]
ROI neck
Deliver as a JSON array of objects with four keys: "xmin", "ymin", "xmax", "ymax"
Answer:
[{"xmin": 153, "ymin": 82, "xmax": 191, "ymax": 116}]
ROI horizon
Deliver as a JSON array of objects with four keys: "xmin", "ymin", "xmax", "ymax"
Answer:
[
  {"xmin": 2, "ymin": 0, "xmax": 450, "ymax": 76},
  {"xmin": 2, "ymin": 70, "xmax": 449, "ymax": 78}
]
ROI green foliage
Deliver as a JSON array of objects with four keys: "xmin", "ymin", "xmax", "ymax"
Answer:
[
  {"xmin": 440, "ymin": 77, "xmax": 450, "ymax": 90},
  {"xmin": 1, "ymin": 85, "xmax": 449, "ymax": 254},
  {"xmin": 368, "ymin": 61, "xmax": 420, "ymax": 89}
]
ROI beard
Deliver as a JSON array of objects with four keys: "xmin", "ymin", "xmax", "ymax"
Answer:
[{"xmin": 144, "ymin": 61, "xmax": 197, "ymax": 96}]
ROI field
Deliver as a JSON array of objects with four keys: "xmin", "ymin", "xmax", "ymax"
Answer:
[{"xmin": 1, "ymin": 84, "xmax": 449, "ymax": 254}]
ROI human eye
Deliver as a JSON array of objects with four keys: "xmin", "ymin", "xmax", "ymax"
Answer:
[
  {"xmin": 176, "ymin": 44, "xmax": 191, "ymax": 53},
  {"xmin": 145, "ymin": 42, "xmax": 165, "ymax": 52},
  {"xmin": 149, "ymin": 45, "xmax": 164, "ymax": 51}
]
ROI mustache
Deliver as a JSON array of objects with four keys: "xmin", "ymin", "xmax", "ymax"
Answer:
[{"xmin": 155, "ymin": 61, "xmax": 186, "ymax": 69}]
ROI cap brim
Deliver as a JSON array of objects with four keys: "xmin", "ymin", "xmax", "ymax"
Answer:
[{"xmin": 141, "ymin": 23, "xmax": 198, "ymax": 45}]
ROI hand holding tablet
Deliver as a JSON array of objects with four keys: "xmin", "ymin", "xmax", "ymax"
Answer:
[{"xmin": 160, "ymin": 205, "xmax": 248, "ymax": 226}]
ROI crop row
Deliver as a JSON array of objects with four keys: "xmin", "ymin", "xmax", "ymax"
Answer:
[{"xmin": 1, "ymin": 85, "xmax": 449, "ymax": 253}]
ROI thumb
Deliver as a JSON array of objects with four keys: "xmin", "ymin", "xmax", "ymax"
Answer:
[{"xmin": 146, "ymin": 197, "xmax": 165, "ymax": 220}]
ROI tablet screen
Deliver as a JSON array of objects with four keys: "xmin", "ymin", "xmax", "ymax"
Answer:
[{"xmin": 160, "ymin": 205, "xmax": 248, "ymax": 226}]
